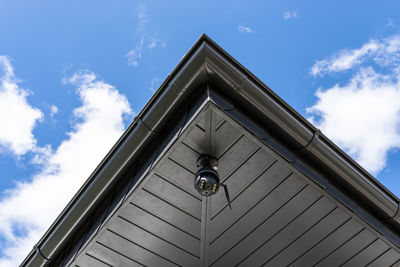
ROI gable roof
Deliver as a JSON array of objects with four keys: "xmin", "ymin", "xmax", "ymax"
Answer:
[{"xmin": 22, "ymin": 34, "xmax": 400, "ymax": 266}]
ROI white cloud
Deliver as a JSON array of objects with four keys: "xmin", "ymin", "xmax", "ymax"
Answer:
[
  {"xmin": 308, "ymin": 34, "xmax": 400, "ymax": 174},
  {"xmin": 127, "ymin": 5, "xmax": 166, "ymax": 67},
  {"xmin": 283, "ymin": 11, "xmax": 298, "ymax": 20},
  {"xmin": 50, "ymin": 105, "xmax": 58, "ymax": 118},
  {"xmin": 311, "ymin": 36, "xmax": 400, "ymax": 76},
  {"xmin": 137, "ymin": 5, "xmax": 147, "ymax": 33},
  {"xmin": 386, "ymin": 19, "xmax": 395, "ymax": 27},
  {"xmin": 0, "ymin": 71, "xmax": 132, "ymax": 266},
  {"xmin": 238, "ymin": 25, "xmax": 254, "ymax": 34},
  {"xmin": 148, "ymin": 38, "xmax": 166, "ymax": 49},
  {"xmin": 127, "ymin": 37, "xmax": 144, "ymax": 67},
  {"xmin": 0, "ymin": 56, "xmax": 43, "ymax": 156},
  {"xmin": 127, "ymin": 5, "xmax": 147, "ymax": 67},
  {"xmin": 150, "ymin": 77, "xmax": 159, "ymax": 92}
]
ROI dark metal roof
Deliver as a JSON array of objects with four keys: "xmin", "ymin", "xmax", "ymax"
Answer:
[{"xmin": 22, "ymin": 34, "xmax": 400, "ymax": 266}]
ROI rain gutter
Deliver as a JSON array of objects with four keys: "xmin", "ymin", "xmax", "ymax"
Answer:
[
  {"xmin": 201, "ymin": 37, "xmax": 400, "ymax": 226},
  {"xmin": 21, "ymin": 37, "xmax": 208, "ymax": 266}
]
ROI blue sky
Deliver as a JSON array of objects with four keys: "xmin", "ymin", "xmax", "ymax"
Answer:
[{"xmin": 1, "ymin": 0, "xmax": 400, "ymax": 265}]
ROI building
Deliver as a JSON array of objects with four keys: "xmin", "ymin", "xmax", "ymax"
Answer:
[{"xmin": 22, "ymin": 34, "xmax": 400, "ymax": 266}]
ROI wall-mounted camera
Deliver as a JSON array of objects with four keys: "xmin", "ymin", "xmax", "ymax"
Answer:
[
  {"xmin": 194, "ymin": 166, "xmax": 220, "ymax": 197},
  {"xmin": 194, "ymin": 155, "xmax": 231, "ymax": 209}
]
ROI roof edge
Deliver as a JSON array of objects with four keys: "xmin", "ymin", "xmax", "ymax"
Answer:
[
  {"xmin": 199, "ymin": 37, "xmax": 400, "ymax": 219},
  {"xmin": 22, "ymin": 35, "xmax": 210, "ymax": 266},
  {"xmin": 22, "ymin": 34, "xmax": 400, "ymax": 266}
]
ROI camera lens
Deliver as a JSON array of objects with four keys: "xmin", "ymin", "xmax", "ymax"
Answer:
[{"xmin": 194, "ymin": 167, "xmax": 220, "ymax": 197}]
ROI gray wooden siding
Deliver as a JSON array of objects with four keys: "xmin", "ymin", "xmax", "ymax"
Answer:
[{"xmin": 73, "ymin": 106, "xmax": 400, "ymax": 267}]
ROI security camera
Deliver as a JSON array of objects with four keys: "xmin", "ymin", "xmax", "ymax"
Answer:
[
  {"xmin": 194, "ymin": 156, "xmax": 232, "ymax": 209},
  {"xmin": 194, "ymin": 166, "xmax": 220, "ymax": 197}
]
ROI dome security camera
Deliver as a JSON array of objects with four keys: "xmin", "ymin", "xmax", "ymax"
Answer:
[
  {"xmin": 194, "ymin": 166, "xmax": 220, "ymax": 197},
  {"xmin": 194, "ymin": 155, "xmax": 232, "ymax": 209}
]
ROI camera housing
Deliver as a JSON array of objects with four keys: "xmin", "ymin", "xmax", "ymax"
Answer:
[
  {"xmin": 194, "ymin": 155, "xmax": 231, "ymax": 208},
  {"xmin": 194, "ymin": 155, "xmax": 220, "ymax": 197},
  {"xmin": 194, "ymin": 166, "xmax": 220, "ymax": 197}
]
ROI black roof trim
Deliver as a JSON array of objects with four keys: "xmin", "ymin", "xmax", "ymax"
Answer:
[{"xmin": 22, "ymin": 34, "xmax": 400, "ymax": 266}]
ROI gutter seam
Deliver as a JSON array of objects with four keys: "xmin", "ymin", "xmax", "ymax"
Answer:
[
  {"xmin": 34, "ymin": 244, "xmax": 51, "ymax": 263},
  {"xmin": 28, "ymin": 116, "xmax": 155, "ymax": 266},
  {"xmin": 300, "ymin": 129, "xmax": 400, "ymax": 223},
  {"xmin": 389, "ymin": 202, "xmax": 400, "ymax": 221},
  {"xmin": 226, "ymin": 62, "xmax": 400, "ymax": 223},
  {"xmin": 295, "ymin": 129, "xmax": 321, "ymax": 154},
  {"xmin": 138, "ymin": 117, "xmax": 157, "ymax": 136},
  {"xmin": 219, "ymin": 69, "xmax": 400, "ymax": 226},
  {"xmin": 64, "ymin": 98, "xmax": 193, "ymax": 266}
]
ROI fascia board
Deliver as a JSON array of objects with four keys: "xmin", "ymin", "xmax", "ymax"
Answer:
[
  {"xmin": 200, "ymin": 39, "xmax": 400, "ymax": 222},
  {"xmin": 22, "ymin": 37, "xmax": 209, "ymax": 267},
  {"xmin": 201, "ymin": 39, "xmax": 400, "ymax": 224}
]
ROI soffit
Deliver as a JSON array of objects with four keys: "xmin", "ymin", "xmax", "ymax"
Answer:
[{"xmin": 70, "ymin": 102, "xmax": 400, "ymax": 267}]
